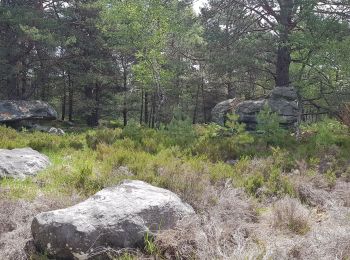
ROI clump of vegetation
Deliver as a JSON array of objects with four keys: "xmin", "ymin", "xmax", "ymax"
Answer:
[
  {"xmin": 272, "ymin": 197, "xmax": 310, "ymax": 235},
  {"xmin": 194, "ymin": 114, "xmax": 254, "ymax": 161},
  {"xmin": 1, "ymin": 117, "xmax": 349, "ymax": 204},
  {"xmin": 256, "ymin": 105, "xmax": 289, "ymax": 147},
  {"xmin": 86, "ymin": 128, "xmax": 122, "ymax": 149}
]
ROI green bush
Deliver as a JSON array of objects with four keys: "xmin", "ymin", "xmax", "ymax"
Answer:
[
  {"xmin": 161, "ymin": 117, "xmax": 197, "ymax": 148},
  {"xmin": 235, "ymin": 148, "xmax": 295, "ymax": 198},
  {"xmin": 27, "ymin": 134, "xmax": 61, "ymax": 151},
  {"xmin": 301, "ymin": 118, "xmax": 349, "ymax": 147},
  {"xmin": 86, "ymin": 128, "xmax": 122, "ymax": 149},
  {"xmin": 256, "ymin": 105, "xmax": 289, "ymax": 146},
  {"xmin": 245, "ymin": 173, "xmax": 264, "ymax": 196},
  {"xmin": 193, "ymin": 114, "xmax": 254, "ymax": 161}
]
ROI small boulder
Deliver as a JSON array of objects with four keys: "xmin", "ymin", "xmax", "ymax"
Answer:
[
  {"xmin": 31, "ymin": 124, "xmax": 65, "ymax": 135},
  {"xmin": 48, "ymin": 127, "xmax": 65, "ymax": 136},
  {"xmin": 0, "ymin": 148, "xmax": 50, "ymax": 179},
  {"xmin": 31, "ymin": 180, "xmax": 195, "ymax": 259}
]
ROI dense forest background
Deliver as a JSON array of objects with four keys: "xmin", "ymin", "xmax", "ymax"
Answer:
[{"xmin": 1, "ymin": 0, "xmax": 350, "ymax": 126}]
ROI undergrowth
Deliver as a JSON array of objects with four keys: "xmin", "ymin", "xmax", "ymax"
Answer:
[{"xmin": 0, "ymin": 116, "xmax": 349, "ymax": 207}]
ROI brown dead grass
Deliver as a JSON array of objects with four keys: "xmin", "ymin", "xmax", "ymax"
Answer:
[
  {"xmin": 1, "ymin": 176, "xmax": 350, "ymax": 260},
  {"xmin": 0, "ymin": 193, "xmax": 81, "ymax": 260},
  {"xmin": 156, "ymin": 184, "xmax": 263, "ymax": 259},
  {"xmin": 272, "ymin": 197, "xmax": 310, "ymax": 235}
]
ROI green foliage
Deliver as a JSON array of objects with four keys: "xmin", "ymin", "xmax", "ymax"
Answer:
[
  {"xmin": 0, "ymin": 117, "xmax": 348, "ymax": 207},
  {"xmin": 325, "ymin": 169, "xmax": 337, "ymax": 189},
  {"xmin": 114, "ymin": 252, "xmax": 136, "ymax": 260},
  {"xmin": 244, "ymin": 174, "xmax": 264, "ymax": 195},
  {"xmin": 161, "ymin": 117, "xmax": 197, "ymax": 148},
  {"xmin": 86, "ymin": 128, "xmax": 122, "ymax": 149},
  {"xmin": 301, "ymin": 118, "xmax": 349, "ymax": 147},
  {"xmin": 144, "ymin": 232, "xmax": 159, "ymax": 255},
  {"xmin": 236, "ymin": 148, "xmax": 295, "ymax": 198},
  {"xmin": 256, "ymin": 105, "xmax": 288, "ymax": 146},
  {"xmin": 194, "ymin": 114, "xmax": 254, "ymax": 161}
]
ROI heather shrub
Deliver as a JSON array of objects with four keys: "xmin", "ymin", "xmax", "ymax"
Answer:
[
  {"xmin": 272, "ymin": 197, "xmax": 310, "ymax": 235},
  {"xmin": 86, "ymin": 128, "xmax": 122, "ymax": 149},
  {"xmin": 194, "ymin": 114, "xmax": 254, "ymax": 161}
]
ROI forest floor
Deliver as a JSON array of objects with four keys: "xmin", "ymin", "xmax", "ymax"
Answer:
[{"xmin": 0, "ymin": 118, "xmax": 349, "ymax": 259}]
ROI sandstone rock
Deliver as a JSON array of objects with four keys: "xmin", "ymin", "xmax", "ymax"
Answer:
[
  {"xmin": 233, "ymin": 86, "xmax": 298, "ymax": 130},
  {"xmin": 235, "ymin": 100, "xmax": 266, "ymax": 130},
  {"xmin": 211, "ymin": 98, "xmax": 238, "ymax": 125},
  {"xmin": 48, "ymin": 127, "xmax": 65, "ymax": 135},
  {"xmin": 268, "ymin": 86, "xmax": 298, "ymax": 126},
  {"xmin": 31, "ymin": 180, "xmax": 195, "ymax": 259},
  {"xmin": 0, "ymin": 148, "xmax": 50, "ymax": 179},
  {"xmin": 0, "ymin": 100, "xmax": 57, "ymax": 123},
  {"xmin": 30, "ymin": 124, "xmax": 65, "ymax": 135},
  {"xmin": 270, "ymin": 86, "xmax": 298, "ymax": 101}
]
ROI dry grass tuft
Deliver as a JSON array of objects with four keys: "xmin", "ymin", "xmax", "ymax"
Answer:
[
  {"xmin": 296, "ymin": 182, "xmax": 329, "ymax": 207},
  {"xmin": 272, "ymin": 197, "xmax": 310, "ymax": 235},
  {"xmin": 156, "ymin": 185, "xmax": 263, "ymax": 259},
  {"xmin": 0, "ymin": 194, "xmax": 80, "ymax": 260}
]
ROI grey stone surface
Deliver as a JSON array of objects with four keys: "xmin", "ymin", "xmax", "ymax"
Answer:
[
  {"xmin": 211, "ymin": 99, "xmax": 237, "ymax": 125},
  {"xmin": 268, "ymin": 86, "xmax": 298, "ymax": 126},
  {"xmin": 31, "ymin": 180, "xmax": 195, "ymax": 259},
  {"xmin": 270, "ymin": 86, "xmax": 298, "ymax": 101},
  {"xmin": 0, "ymin": 148, "xmax": 50, "ymax": 179},
  {"xmin": 0, "ymin": 100, "xmax": 57, "ymax": 123},
  {"xmin": 235, "ymin": 100, "xmax": 266, "ymax": 130},
  {"xmin": 47, "ymin": 127, "xmax": 65, "ymax": 135},
  {"xmin": 231, "ymin": 86, "xmax": 298, "ymax": 130}
]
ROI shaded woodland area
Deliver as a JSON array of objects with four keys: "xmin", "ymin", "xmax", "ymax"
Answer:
[{"xmin": 1, "ymin": 0, "xmax": 350, "ymax": 127}]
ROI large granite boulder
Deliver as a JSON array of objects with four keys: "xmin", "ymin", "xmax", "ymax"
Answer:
[
  {"xmin": 31, "ymin": 180, "xmax": 195, "ymax": 259},
  {"xmin": 214, "ymin": 86, "xmax": 299, "ymax": 130},
  {"xmin": 235, "ymin": 100, "xmax": 266, "ymax": 130},
  {"xmin": 0, "ymin": 148, "xmax": 50, "ymax": 179},
  {"xmin": 0, "ymin": 100, "xmax": 57, "ymax": 123},
  {"xmin": 211, "ymin": 99, "xmax": 238, "ymax": 125},
  {"xmin": 268, "ymin": 86, "xmax": 298, "ymax": 126}
]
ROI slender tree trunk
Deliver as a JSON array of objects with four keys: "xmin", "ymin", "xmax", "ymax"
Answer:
[
  {"xmin": 122, "ymin": 57, "xmax": 128, "ymax": 126},
  {"xmin": 94, "ymin": 83, "xmax": 100, "ymax": 126},
  {"xmin": 227, "ymin": 82, "xmax": 235, "ymax": 98},
  {"xmin": 68, "ymin": 73, "xmax": 73, "ymax": 121},
  {"xmin": 61, "ymin": 71, "xmax": 66, "ymax": 121},
  {"xmin": 201, "ymin": 78, "xmax": 207, "ymax": 123},
  {"xmin": 144, "ymin": 92, "xmax": 149, "ymax": 125},
  {"xmin": 151, "ymin": 93, "xmax": 156, "ymax": 128},
  {"xmin": 88, "ymin": 82, "xmax": 100, "ymax": 127},
  {"xmin": 140, "ymin": 88, "xmax": 144, "ymax": 124},
  {"xmin": 276, "ymin": 44, "xmax": 291, "ymax": 87},
  {"xmin": 193, "ymin": 83, "xmax": 201, "ymax": 124}
]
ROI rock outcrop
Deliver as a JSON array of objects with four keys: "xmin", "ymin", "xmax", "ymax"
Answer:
[
  {"xmin": 31, "ymin": 180, "xmax": 195, "ymax": 259},
  {"xmin": 235, "ymin": 100, "xmax": 266, "ymax": 130},
  {"xmin": 0, "ymin": 148, "xmax": 50, "ymax": 179},
  {"xmin": 268, "ymin": 86, "xmax": 298, "ymax": 127},
  {"xmin": 211, "ymin": 98, "xmax": 240, "ymax": 125},
  {"xmin": 0, "ymin": 100, "xmax": 57, "ymax": 123},
  {"xmin": 213, "ymin": 86, "xmax": 299, "ymax": 129}
]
